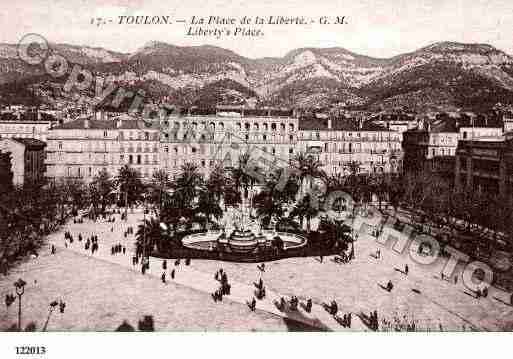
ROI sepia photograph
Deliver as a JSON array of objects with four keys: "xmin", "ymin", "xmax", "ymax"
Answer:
[{"xmin": 0, "ymin": 0, "xmax": 513, "ymax": 356}]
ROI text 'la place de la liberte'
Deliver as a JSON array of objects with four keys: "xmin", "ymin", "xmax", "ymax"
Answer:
[{"xmin": 190, "ymin": 16, "xmax": 312, "ymax": 25}]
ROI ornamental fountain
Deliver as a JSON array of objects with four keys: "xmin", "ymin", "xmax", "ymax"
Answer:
[{"xmin": 181, "ymin": 187, "xmax": 307, "ymax": 256}]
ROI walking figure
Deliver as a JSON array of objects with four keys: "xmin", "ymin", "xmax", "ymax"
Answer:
[
  {"xmin": 305, "ymin": 298, "xmax": 312, "ymax": 313},
  {"xmin": 247, "ymin": 297, "xmax": 256, "ymax": 311}
]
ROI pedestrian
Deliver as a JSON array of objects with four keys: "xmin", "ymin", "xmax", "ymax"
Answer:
[
  {"xmin": 306, "ymin": 298, "xmax": 312, "ymax": 313},
  {"xmin": 171, "ymin": 269, "xmax": 175, "ymax": 279},
  {"xmin": 482, "ymin": 287, "xmax": 488, "ymax": 298},
  {"xmin": 51, "ymin": 245, "xmax": 56, "ymax": 255},
  {"xmin": 162, "ymin": 260, "xmax": 167, "ymax": 270},
  {"xmin": 161, "ymin": 272, "xmax": 166, "ymax": 283},
  {"xmin": 59, "ymin": 301, "xmax": 66, "ymax": 313},
  {"xmin": 122, "ymin": 246, "xmax": 126, "ymax": 255},
  {"xmin": 405, "ymin": 264, "xmax": 409, "ymax": 275}
]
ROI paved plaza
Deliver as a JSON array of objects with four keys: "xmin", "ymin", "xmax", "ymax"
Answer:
[{"xmin": 1, "ymin": 210, "xmax": 513, "ymax": 331}]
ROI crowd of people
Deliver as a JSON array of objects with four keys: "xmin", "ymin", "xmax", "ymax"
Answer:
[
  {"xmin": 324, "ymin": 300, "xmax": 338, "ymax": 316},
  {"xmin": 368, "ymin": 310, "xmax": 379, "ymax": 331},
  {"xmin": 111, "ymin": 243, "xmax": 126, "ymax": 255}
]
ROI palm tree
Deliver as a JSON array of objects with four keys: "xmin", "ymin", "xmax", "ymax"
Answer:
[
  {"xmin": 291, "ymin": 152, "xmax": 325, "ymax": 192},
  {"xmin": 347, "ymin": 160, "xmax": 362, "ymax": 177},
  {"xmin": 253, "ymin": 169, "xmax": 297, "ymax": 228},
  {"xmin": 149, "ymin": 169, "xmax": 170, "ymax": 217},
  {"xmin": 91, "ymin": 169, "xmax": 114, "ymax": 216},
  {"xmin": 135, "ymin": 217, "xmax": 165, "ymax": 255},
  {"xmin": 289, "ymin": 194, "xmax": 319, "ymax": 233},
  {"xmin": 196, "ymin": 190, "xmax": 223, "ymax": 230},
  {"xmin": 230, "ymin": 153, "xmax": 255, "ymax": 199},
  {"xmin": 207, "ymin": 164, "xmax": 228, "ymax": 203},
  {"xmin": 167, "ymin": 163, "xmax": 205, "ymax": 226},
  {"xmin": 325, "ymin": 172, "xmax": 346, "ymax": 192},
  {"xmin": 173, "ymin": 163, "xmax": 204, "ymax": 207},
  {"xmin": 117, "ymin": 165, "xmax": 144, "ymax": 215}
]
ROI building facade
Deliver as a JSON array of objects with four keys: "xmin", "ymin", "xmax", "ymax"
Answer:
[
  {"xmin": 0, "ymin": 150, "xmax": 13, "ymax": 191},
  {"xmin": 455, "ymin": 135, "xmax": 513, "ymax": 198},
  {"xmin": 0, "ymin": 111, "xmax": 58, "ymax": 141},
  {"xmin": 0, "ymin": 138, "xmax": 46, "ymax": 186},
  {"xmin": 45, "ymin": 111, "xmax": 404, "ymax": 182},
  {"xmin": 46, "ymin": 116, "xmax": 160, "ymax": 180},
  {"xmin": 402, "ymin": 114, "xmax": 504, "ymax": 179},
  {"xmin": 298, "ymin": 117, "xmax": 402, "ymax": 175},
  {"xmin": 160, "ymin": 110, "xmax": 299, "ymax": 177}
]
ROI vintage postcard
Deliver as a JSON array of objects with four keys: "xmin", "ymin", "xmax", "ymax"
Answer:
[{"xmin": 0, "ymin": 0, "xmax": 512, "ymax": 356}]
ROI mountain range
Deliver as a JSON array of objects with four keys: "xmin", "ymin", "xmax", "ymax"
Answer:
[{"xmin": 1, "ymin": 40, "xmax": 513, "ymax": 112}]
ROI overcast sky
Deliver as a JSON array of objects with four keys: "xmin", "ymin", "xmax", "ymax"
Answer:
[{"xmin": 1, "ymin": 0, "xmax": 512, "ymax": 58}]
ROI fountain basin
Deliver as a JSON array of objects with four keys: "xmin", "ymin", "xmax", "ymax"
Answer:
[{"xmin": 182, "ymin": 230, "xmax": 307, "ymax": 254}]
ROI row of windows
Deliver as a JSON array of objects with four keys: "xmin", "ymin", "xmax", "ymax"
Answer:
[
  {"xmin": 320, "ymin": 142, "xmax": 400, "ymax": 153},
  {"xmin": 162, "ymin": 132, "xmax": 295, "ymax": 142},
  {"xmin": 65, "ymin": 166, "xmax": 158, "ymax": 178},
  {"xmin": 162, "ymin": 145, "xmax": 294, "ymax": 156},
  {"xmin": 161, "ymin": 121, "xmax": 296, "ymax": 132},
  {"xmin": 430, "ymin": 148, "xmax": 455, "ymax": 157},
  {"xmin": 302, "ymin": 132, "xmax": 401, "ymax": 141},
  {"xmin": 0, "ymin": 125, "xmax": 43, "ymax": 132}
]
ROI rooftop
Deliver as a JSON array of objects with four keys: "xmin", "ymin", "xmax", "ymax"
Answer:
[
  {"xmin": 298, "ymin": 117, "xmax": 390, "ymax": 131},
  {"xmin": 8, "ymin": 138, "xmax": 46, "ymax": 148},
  {"xmin": 51, "ymin": 117, "xmax": 155, "ymax": 131}
]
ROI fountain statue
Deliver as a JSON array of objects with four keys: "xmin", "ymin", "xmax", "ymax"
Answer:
[{"xmin": 181, "ymin": 184, "xmax": 307, "ymax": 256}]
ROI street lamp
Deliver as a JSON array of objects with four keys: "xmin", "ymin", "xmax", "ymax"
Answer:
[{"xmin": 14, "ymin": 278, "xmax": 26, "ymax": 331}]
